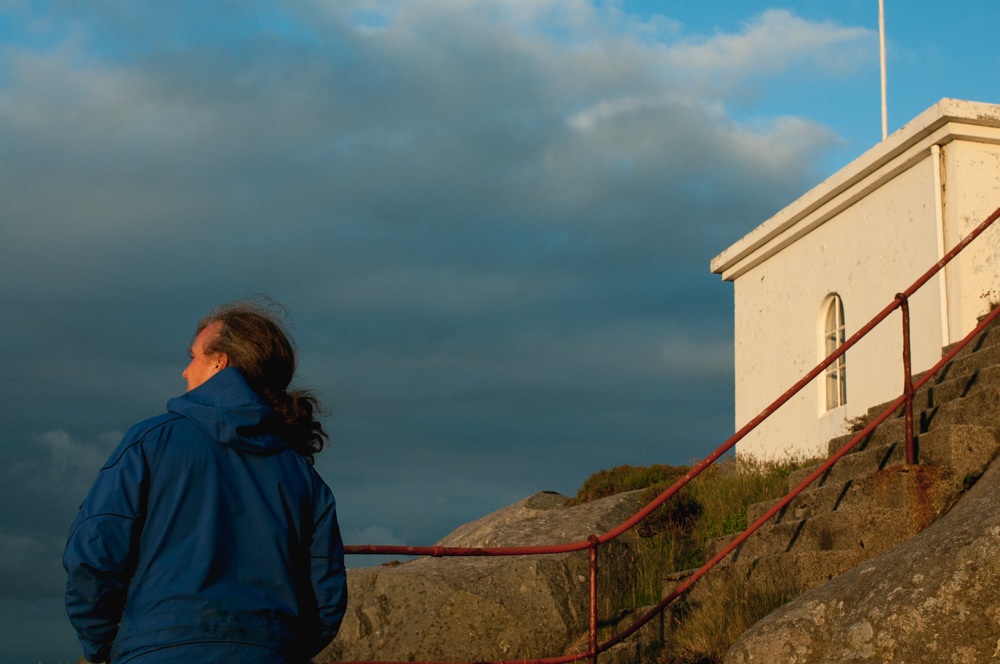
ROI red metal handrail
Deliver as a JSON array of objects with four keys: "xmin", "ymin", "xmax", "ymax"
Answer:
[{"xmin": 336, "ymin": 203, "xmax": 1000, "ymax": 664}]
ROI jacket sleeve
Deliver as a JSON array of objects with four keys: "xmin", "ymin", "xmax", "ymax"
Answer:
[
  {"xmin": 301, "ymin": 479, "xmax": 348, "ymax": 659},
  {"xmin": 64, "ymin": 432, "xmax": 150, "ymax": 663}
]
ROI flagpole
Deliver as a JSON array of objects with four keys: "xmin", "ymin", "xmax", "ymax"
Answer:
[{"xmin": 879, "ymin": 0, "xmax": 887, "ymax": 139}]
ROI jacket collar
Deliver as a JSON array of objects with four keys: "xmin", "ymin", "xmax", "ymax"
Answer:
[{"xmin": 167, "ymin": 368, "xmax": 287, "ymax": 454}]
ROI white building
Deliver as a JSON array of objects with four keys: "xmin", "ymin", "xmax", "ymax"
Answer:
[{"xmin": 711, "ymin": 98, "xmax": 1000, "ymax": 459}]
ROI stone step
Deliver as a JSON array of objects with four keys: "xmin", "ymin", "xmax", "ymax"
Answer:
[
  {"xmin": 848, "ymin": 334, "xmax": 1000, "ymax": 441},
  {"xmin": 662, "ymin": 567, "xmax": 697, "ymax": 601},
  {"xmin": 826, "ymin": 414, "xmax": 907, "ymax": 457},
  {"xmin": 917, "ymin": 385, "xmax": 1000, "ymax": 434},
  {"xmin": 941, "ymin": 316, "xmax": 1000, "ymax": 360},
  {"xmin": 909, "ymin": 337, "xmax": 1000, "ymax": 393},
  {"xmin": 827, "ymin": 387, "xmax": 1000, "ymax": 456},
  {"xmin": 792, "ymin": 424, "xmax": 998, "ymax": 515},
  {"xmin": 708, "ymin": 423, "xmax": 987, "ymax": 568},
  {"xmin": 666, "ymin": 549, "xmax": 863, "ymax": 596},
  {"xmin": 749, "ymin": 461, "xmax": 954, "ymax": 526},
  {"xmin": 723, "ymin": 549, "xmax": 867, "ymax": 596},
  {"xmin": 918, "ymin": 342, "xmax": 1000, "ymax": 391},
  {"xmin": 705, "ymin": 504, "xmax": 928, "ymax": 564},
  {"xmin": 796, "ymin": 437, "xmax": 908, "ymax": 491},
  {"xmin": 865, "ymin": 363, "xmax": 1000, "ymax": 424},
  {"xmin": 916, "ymin": 423, "xmax": 1000, "ymax": 481}
]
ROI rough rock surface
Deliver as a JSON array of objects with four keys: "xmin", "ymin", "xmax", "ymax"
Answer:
[
  {"xmin": 318, "ymin": 490, "xmax": 647, "ymax": 663},
  {"xmin": 724, "ymin": 455, "xmax": 1000, "ymax": 664}
]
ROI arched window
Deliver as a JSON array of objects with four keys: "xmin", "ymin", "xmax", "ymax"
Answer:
[{"xmin": 823, "ymin": 294, "xmax": 847, "ymax": 410}]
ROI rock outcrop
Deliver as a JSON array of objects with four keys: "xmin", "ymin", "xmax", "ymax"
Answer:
[
  {"xmin": 318, "ymin": 490, "xmax": 647, "ymax": 663},
  {"xmin": 723, "ymin": 453, "xmax": 1000, "ymax": 664}
]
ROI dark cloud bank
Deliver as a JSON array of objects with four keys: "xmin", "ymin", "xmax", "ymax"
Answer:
[{"xmin": 0, "ymin": 2, "xmax": 869, "ymax": 660}]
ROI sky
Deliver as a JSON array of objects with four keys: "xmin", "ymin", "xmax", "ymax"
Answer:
[{"xmin": 2, "ymin": 0, "xmax": 999, "ymax": 661}]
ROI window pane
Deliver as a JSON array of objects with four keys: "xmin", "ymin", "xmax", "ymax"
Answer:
[
  {"xmin": 825, "ymin": 301, "xmax": 838, "ymax": 332},
  {"xmin": 823, "ymin": 295, "xmax": 846, "ymax": 410},
  {"xmin": 826, "ymin": 373, "xmax": 840, "ymax": 410}
]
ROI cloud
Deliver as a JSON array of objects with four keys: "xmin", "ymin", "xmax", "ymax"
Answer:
[
  {"xmin": 0, "ymin": 430, "xmax": 119, "ymax": 604},
  {"xmin": 25, "ymin": 430, "xmax": 119, "ymax": 486},
  {"xmin": 0, "ymin": 532, "xmax": 66, "ymax": 597},
  {"xmin": 0, "ymin": 2, "xmax": 874, "ymax": 657},
  {"xmin": 665, "ymin": 9, "xmax": 874, "ymax": 83},
  {"xmin": 0, "ymin": 430, "xmax": 120, "ymax": 539}
]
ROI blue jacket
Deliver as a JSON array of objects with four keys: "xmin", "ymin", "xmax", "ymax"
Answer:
[{"xmin": 64, "ymin": 369, "xmax": 347, "ymax": 663}]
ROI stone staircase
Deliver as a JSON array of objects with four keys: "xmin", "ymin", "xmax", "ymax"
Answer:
[
  {"xmin": 681, "ymin": 314, "xmax": 1000, "ymax": 603},
  {"xmin": 599, "ymin": 316, "xmax": 1000, "ymax": 664}
]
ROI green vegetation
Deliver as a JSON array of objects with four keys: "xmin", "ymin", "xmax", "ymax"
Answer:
[
  {"xmin": 568, "ymin": 454, "xmax": 815, "ymax": 664},
  {"xmin": 566, "ymin": 464, "xmax": 691, "ymax": 506},
  {"xmin": 657, "ymin": 566, "xmax": 801, "ymax": 664}
]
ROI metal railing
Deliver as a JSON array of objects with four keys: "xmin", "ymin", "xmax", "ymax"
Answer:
[{"xmin": 338, "ymin": 203, "xmax": 1000, "ymax": 664}]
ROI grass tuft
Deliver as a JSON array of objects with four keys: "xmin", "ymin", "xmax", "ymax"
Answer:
[
  {"xmin": 980, "ymin": 288, "xmax": 1000, "ymax": 313},
  {"xmin": 570, "ymin": 453, "xmax": 817, "ymax": 663},
  {"xmin": 566, "ymin": 464, "xmax": 691, "ymax": 506},
  {"xmin": 658, "ymin": 568, "xmax": 801, "ymax": 664}
]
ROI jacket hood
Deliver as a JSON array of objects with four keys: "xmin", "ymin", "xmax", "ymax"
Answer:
[{"xmin": 167, "ymin": 367, "xmax": 287, "ymax": 455}]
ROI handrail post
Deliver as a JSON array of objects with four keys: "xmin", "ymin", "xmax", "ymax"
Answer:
[
  {"xmin": 588, "ymin": 535, "xmax": 599, "ymax": 664},
  {"xmin": 897, "ymin": 293, "xmax": 916, "ymax": 464}
]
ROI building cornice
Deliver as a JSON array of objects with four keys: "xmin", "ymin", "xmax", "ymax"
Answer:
[{"xmin": 710, "ymin": 98, "xmax": 1000, "ymax": 282}]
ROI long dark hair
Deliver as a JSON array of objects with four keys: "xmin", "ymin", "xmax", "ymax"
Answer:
[{"xmin": 198, "ymin": 300, "xmax": 328, "ymax": 464}]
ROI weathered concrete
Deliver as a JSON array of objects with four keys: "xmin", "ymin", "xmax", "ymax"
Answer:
[
  {"xmin": 724, "ymin": 454, "xmax": 1000, "ymax": 664},
  {"xmin": 318, "ymin": 490, "xmax": 647, "ymax": 662},
  {"xmin": 701, "ymin": 462, "xmax": 956, "ymax": 599},
  {"xmin": 700, "ymin": 318, "xmax": 1000, "ymax": 600}
]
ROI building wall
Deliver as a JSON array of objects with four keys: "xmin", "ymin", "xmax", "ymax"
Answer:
[
  {"xmin": 715, "ymin": 100, "xmax": 1000, "ymax": 460},
  {"xmin": 732, "ymin": 155, "xmax": 945, "ymax": 458},
  {"xmin": 943, "ymin": 141, "xmax": 1000, "ymax": 338}
]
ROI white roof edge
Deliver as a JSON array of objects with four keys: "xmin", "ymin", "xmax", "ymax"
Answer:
[{"xmin": 710, "ymin": 98, "xmax": 1000, "ymax": 280}]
